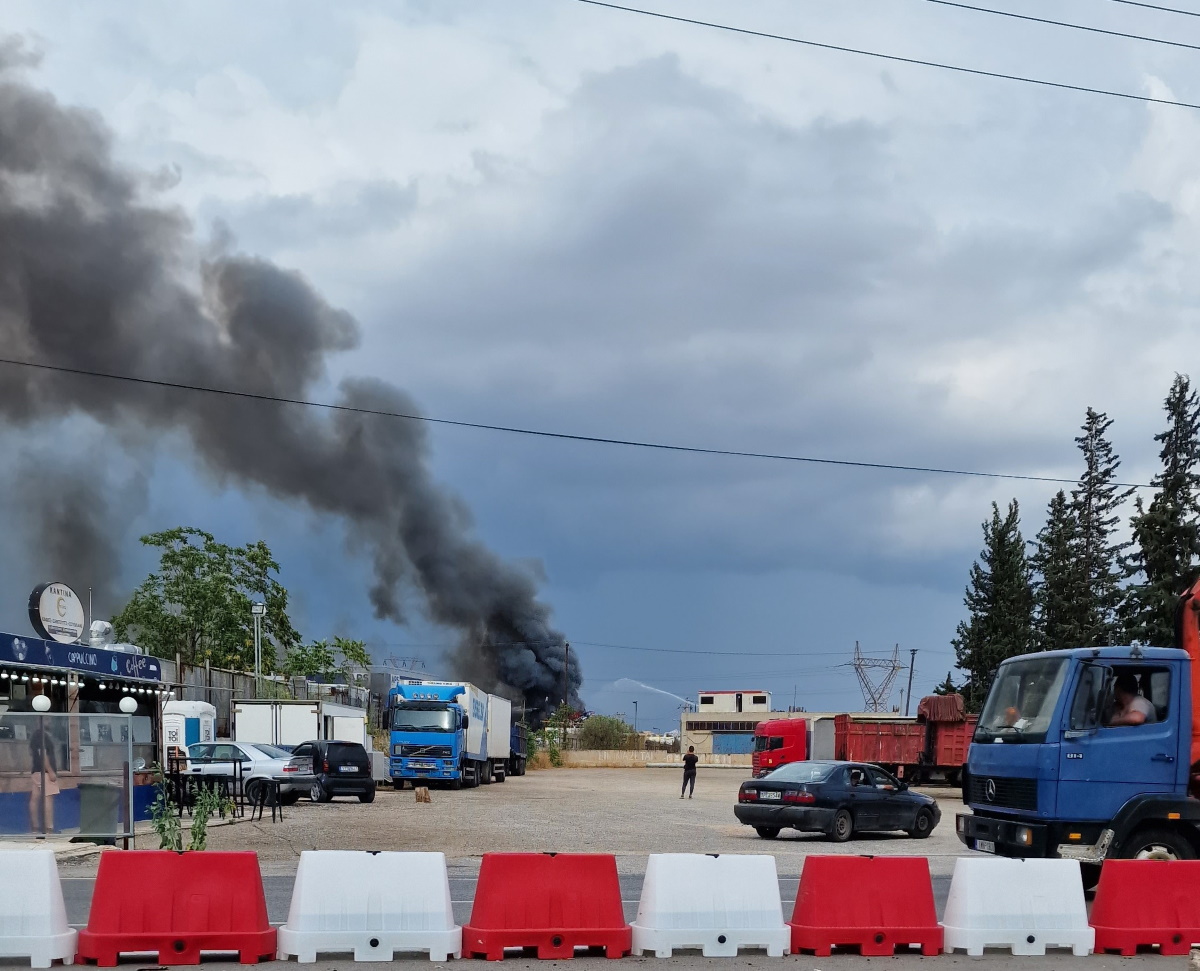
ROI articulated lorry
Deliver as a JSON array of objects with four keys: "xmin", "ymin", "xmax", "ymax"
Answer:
[
  {"xmin": 957, "ymin": 577, "xmax": 1200, "ymax": 885},
  {"xmin": 387, "ymin": 681, "xmax": 512, "ymax": 789}
]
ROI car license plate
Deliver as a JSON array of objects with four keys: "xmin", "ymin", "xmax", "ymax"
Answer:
[
  {"xmin": 411, "ymin": 762, "xmax": 435, "ymax": 770},
  {"xmin": 337, "ymin": 765, "xmax": 358, "ymax": 773},
  {"xmin": 974, "ymin": 839, "xmax": 996, "ymax": 854},
  {"xmin": 759, "ymin": 791, "xmax": 781, "ymax": 801}
]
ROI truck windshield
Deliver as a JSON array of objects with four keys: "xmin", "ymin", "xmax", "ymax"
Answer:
[
  {"xmin": 976, "ymin": 656, "xmax": 1069, "ymax": 743},
  {"xmin": 392, "ymin": 707, "xmax": 455, "ymax": 732}
]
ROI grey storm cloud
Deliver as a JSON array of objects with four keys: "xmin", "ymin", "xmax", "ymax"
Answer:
[
  {"xmin": 358, "ymin": 55, "xmax": 1171, "ymax": 587},
  {"xmin": 0, "ymin": 42, "xmax": 579, "ymax": 718}
]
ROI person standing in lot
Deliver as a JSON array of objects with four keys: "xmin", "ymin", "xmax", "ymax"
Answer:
[{"xmin": 681, "ymin": 745, "xmax": 698, "ymax": 798}]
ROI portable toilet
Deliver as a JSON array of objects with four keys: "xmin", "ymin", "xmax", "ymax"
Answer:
[{"xmin": 162, "ymin": 700, "xmax": 216, "ymax": 762}]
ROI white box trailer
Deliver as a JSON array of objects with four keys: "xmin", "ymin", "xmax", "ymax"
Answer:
[
  {"xmin": 233, "ymin": 699, "xmax": 368, "ymax": 748},
  {"xmin": 486, "ymin": 694, "xmax": 512, "ymax": 781}
]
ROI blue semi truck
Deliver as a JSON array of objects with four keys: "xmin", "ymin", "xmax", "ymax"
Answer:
[
  {"xmin": 387, "ymin": 681, "xmax": 514, "ymax": 789},
  {"xmin": 957, "ymin": 578, "xmax": 1200, "ymax": 885}
]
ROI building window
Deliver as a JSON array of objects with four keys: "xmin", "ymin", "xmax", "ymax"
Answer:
[
  {"xmin": 699, "ymin": 696, "xmax": 714, "ymax": 705},
  {"xmin": 685, "ymin": 721, "xmax": 756, "ymax": 733},
  {"xmin": 752, "ymin": 695, "xmax": 767, "ymax": 705}
]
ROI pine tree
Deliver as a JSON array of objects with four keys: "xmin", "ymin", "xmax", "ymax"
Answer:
[
  {"xmin": 932, "ymin": 671, "xmax": 960, "ymax": 695},
  {"xmin": 1123, "ymin": 375, "xmax": 1200, "ymax": 645},
  {"xmin": 1030, "ymin": 490, "xmax": 1086, "ymax": 651},
  {"xmin": 952, "ymin": 500, "xmax": 1035, "ymax": 712},
  {"xmin": 1071, "ymin": 407, "xmax": 1134, "ymax": 646}
]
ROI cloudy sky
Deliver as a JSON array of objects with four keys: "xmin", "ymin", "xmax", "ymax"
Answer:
[{"xmin": 2, "ymin": 0, "xmax": 1199, "ymax": 729}]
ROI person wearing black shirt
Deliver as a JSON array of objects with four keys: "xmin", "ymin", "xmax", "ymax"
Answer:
[
  {"xmin": 29, "ymin": 725, "xmax": 60, "ymax": 833},
  {"xmin": 681, "ymin": 745, "xmax": 698, "ymax": 798}
]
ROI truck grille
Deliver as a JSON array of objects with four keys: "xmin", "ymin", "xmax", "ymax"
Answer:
[
  {"xmin": 399, "ymin": 744, "xmax": 452, "ymax": 759},
  {"xmin": 969, "ymin": 775, "xmax": 1038, "ymax": 811}
]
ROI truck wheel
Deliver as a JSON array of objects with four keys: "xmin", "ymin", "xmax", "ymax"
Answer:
[
  {"xmin": 480, "ymin": 762, "xmax": 493, "ymax": 785},
  {"xmin": 1121, "ymin": 826, "xmax": 1196, "ymax": 861},
  {"xmin": 906, "ymin": 808, "xmax": 935, "ymax": 839},
  {"xmin": 517, "ymin": 759, "xmax": 526, "ymax": 776},
  {"xmin": 755, "ymin": 826, "xmax": 781, "ymax": 840},
  {"xmin": 449, "ymin": 777, "xmax": 462, "ymax": 791},
  {"xmin": 495, "ymin": 764, "xmax": 506, "ymax": 782},
  {"xmin": 828, "ymin": 809, "xmax": 854, "ymax": 843}
]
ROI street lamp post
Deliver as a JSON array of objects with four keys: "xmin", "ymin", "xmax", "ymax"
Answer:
[
  {"xmin": 251, "ymin": 602, "xmax": 266, "ymax": 696},
  {"xmin": 633, "ymin": 700, "xmax": 638, "ymax": 735}
]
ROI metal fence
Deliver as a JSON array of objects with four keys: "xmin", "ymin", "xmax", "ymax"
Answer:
[{"xmin": 0, "ymin": 712, "xmax": 135, "ymax": 841}]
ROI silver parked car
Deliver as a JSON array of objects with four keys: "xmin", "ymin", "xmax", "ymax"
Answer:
[{"xmin": 185, "ymin": 740, "xmax": 312, "ymax": 805}]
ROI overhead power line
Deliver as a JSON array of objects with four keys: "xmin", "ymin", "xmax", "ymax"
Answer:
[
  {"xmin": 1102, "ymin": 0, "xmax": 1200, "ymax": 17},
  {"xmin": 0, "ymin": 357, "xmax": 1154, "ymax": 488},
  {"xmin": 917, "ymin": 0, "xmax": 1200, "ymax": 51},
  {"xmin": 569, "ymin": 0, "xmax": 1200, "ymax": 110}
]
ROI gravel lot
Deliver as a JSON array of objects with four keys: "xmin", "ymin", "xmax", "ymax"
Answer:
[{"xmin": 201, "ymin": 766, "xmax": 970, "ymax": 876}]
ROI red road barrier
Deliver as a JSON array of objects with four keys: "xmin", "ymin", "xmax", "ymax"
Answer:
[
  {"xmin": 76, "ymin": 850, "xmax": 275, "ymax": 966},
  {"xmin": 462, "ymin": 852, "xmax": 631, "ymax": 960},
  {"xmin": 789, "ymin": 856, "xmax": 943, "ymax": 957},
  {"xmin": 1092, "ymin": 859, "xmax": 1200, "ymax": 956}
]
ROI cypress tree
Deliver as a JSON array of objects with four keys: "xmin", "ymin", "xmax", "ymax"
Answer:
[
  {"xmin": 1030, "ymin": 490, "xmax": 1086, "ymax": 651},
  {"xmin": 952, "ymin": 500, "xmax": 1035, "ymax": 711},
  {"xmin": 932, "ymin": 671, "xmax": 960, "ymax": 696},
  {"xmin": 1123, "ymin": 375, "xmax": 1200, "ymax": 645},
  {"xmin": 1071, "ymin": 408, "xmax": 1134, "ymax": 646}
]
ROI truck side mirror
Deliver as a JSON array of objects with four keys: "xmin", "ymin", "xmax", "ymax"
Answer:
[{"xmin": 461, "ymin": 715, "xmax": 469, "ymax": 730}]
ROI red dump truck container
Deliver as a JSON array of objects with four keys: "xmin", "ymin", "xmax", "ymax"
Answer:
[
  {"xmin": 928, "ymin": 715, "xmax": 977, "ymax": 775},
  {"xmin": 833, "ymin": 714, "xmax": 925, "ymax": 773},
  {"xmin": 752, "ymin": 718, "xmax": 808, "ymax": 776}
]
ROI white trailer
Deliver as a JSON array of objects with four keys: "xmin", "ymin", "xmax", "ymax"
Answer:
[
  {"xmin": 233, "ymin": 699, "xmax": 368, "ymax": 748},
  {"xmin": 486, "ymin": 694, "xmax": 512, "ymax": 782}
]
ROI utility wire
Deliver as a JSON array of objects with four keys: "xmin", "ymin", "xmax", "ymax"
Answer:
[
  {"xmin": 1103, "ymin": 0, "xmax": 1200, "ymax": 17},
  {"xmin": 917, "ymin": 0, "xmax": 1200, "ymax": 51},
  {"xmin": 0, "ymin": 356, "xmax": 1154, "ymax": 488},
  {"xmin": 569, "ymin": 0, "xmax": 1200, "ymax": 110}
]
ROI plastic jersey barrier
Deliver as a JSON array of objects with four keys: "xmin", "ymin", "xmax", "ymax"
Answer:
[
  {"xmin": 277, "ymin": 850, "xmax": 461, "ymax": 962},
  {"xmin": 1091, "ymin": 859, "xmax": 1200, "ymax": 956},
  {"xmin": 789, "ymin": 855, "xmax": 942, "ymax": 956},
  {"xmin": 75, "ymin": 850, "xmax": 276, "ymax": 966},
  {"xmin": 462, "ymin": 852, "xmax": 631, "ymax": 960},
  {"xmin": 941, "ymin": 857, "xmax": 1093, "ymax": 956},
  {"xmin": 630, "ymin": 853, "xmax": 789, "ymax": 958},
  {"xmin": 0, "ymin": 849, "xmax": 78, "ymax": 968}
]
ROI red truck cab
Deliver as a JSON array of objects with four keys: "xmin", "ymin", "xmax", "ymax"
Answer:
[{"xmin": 752, "ymin": 718, "xmax": 808, "ymax": 776}]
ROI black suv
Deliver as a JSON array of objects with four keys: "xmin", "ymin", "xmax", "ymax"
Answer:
[{"xmin": 288, "ymin": 740, "xmax": 376, "ymax": 803}]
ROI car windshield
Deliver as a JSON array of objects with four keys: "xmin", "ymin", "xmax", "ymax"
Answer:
[
  {"xmin": 977, "ymin": 656, "xmax": 1069, "ymax": 742},
  {"xmin": 248, "ymin": 744, "xmax": 291, "ymax": 760},
  {"xmin": 762, "ymin": 762, "xmax": 837, "ymax": 783},
  {"xmin": 753, "ymin": 736, "xmax": 773, "ymax": 752},
  {"xmin": 392, "ymin": 707, "xmax": 454, "ymax": 732}
]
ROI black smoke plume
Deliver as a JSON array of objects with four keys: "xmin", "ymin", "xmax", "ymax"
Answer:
[{"xmin": 0, "ymin": 42, "xmax": 582, "ymax": 719}]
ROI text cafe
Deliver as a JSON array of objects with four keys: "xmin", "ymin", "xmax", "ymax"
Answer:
[{"xmin": 0, "ymin": 582, "xmax": 168, "ymax": 834}]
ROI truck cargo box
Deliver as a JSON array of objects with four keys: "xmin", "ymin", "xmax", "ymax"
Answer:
[{"xmin": 833, "ymin": 714, "xmax": 924, "ymax": 767}]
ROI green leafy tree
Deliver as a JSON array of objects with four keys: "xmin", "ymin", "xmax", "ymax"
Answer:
[
  {"xmin": 112, "ymin": 527, "xmax": 300, "ymax": 671},
  {"xmin": 1030, "ymin": 490, "xmax": 1087, "ymax": 651},
  {"xmin": 932, "ymin": 671, "xmax": 960, "ymax": 696},
  {"xmin": 1123, "ymin": 375, "xmax": 1200, "ymax": 645},
  {"xmin": 1071, "ymin": 408, "xmax": 1134, "ymax": 646},
  {"xmin": 952, "ymin": 500, "xmax": 1035, "ymax": 711},
  {"xmin": 333, "ymin": 636, "xmax": 373, "ymax": 681},
  {"xmin": 578, "ymin": 715, "xmax": 633, "ymax": 750},
  {"xmin": 280, "ymin": 639, "xmax": 337, "ymax": 679}
]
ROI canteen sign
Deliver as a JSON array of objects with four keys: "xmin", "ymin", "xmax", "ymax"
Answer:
[
  {"xmin": 28, "ymin": 581, "xmax": 86, "ymax": 644},
  {"xmin": 0, "ymin": 631, "xmax": 162, "ymax": 682}
]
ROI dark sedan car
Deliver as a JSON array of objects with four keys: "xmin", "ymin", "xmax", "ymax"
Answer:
[{"xmin": 734, "ymin": 760, "xmax": 940, "ymax": 841}]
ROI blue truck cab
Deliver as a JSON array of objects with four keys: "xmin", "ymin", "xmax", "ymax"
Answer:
[
  {"xmin": 388, "ymin": 682, "xmax": 475, "ymax": 789},
  {"xmin": 958, "ymin": 644, "xmax": 1200, "ymax": 879}
]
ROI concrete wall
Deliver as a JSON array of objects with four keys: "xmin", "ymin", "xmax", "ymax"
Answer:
[{"xmin": 562, "ymin": 749, "xmax": 751, "ymax": 768}]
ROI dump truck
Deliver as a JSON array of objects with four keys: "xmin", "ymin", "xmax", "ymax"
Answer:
[{"xmin": 957, "ymin": 577, "xmax": 1200, "ymax": 885}]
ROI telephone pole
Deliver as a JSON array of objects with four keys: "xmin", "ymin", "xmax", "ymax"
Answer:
[{"xmin": 904, "ymin": 648, "xmax": 917, "ymax": 716}]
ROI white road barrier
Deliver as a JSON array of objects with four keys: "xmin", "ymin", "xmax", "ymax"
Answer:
[
  {"xmin": 631, "ymin": 853, "xmax": 790, "ymax": 958},
  {"xmin": 942, "ymin": 857, "xmax": 1093, "ymax": 957},
  {"xmin": 0, "ymin": 849, "xmax": 77, "ymax": 968},
  {"xmin": 277, "ymin": 850, "xmax": 462, "ymax": 962}
]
